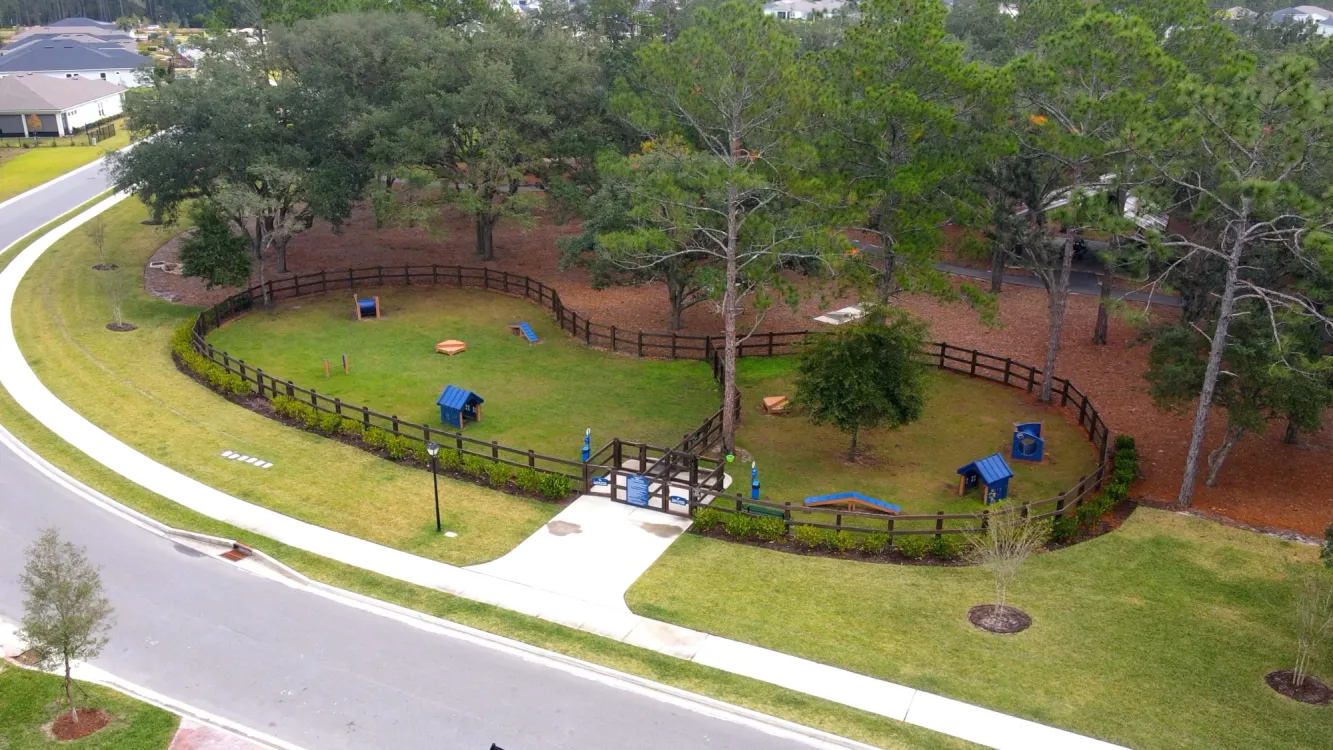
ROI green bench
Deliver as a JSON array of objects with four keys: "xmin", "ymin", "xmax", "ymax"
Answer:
[{"xmin": 742, "ymin": 503, "xmax": 786, "ymax": 519}]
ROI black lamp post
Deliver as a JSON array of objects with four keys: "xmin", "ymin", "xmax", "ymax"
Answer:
[{"xmin": 426, "ymin": 441, "xmax": 441, "ymax": 533}]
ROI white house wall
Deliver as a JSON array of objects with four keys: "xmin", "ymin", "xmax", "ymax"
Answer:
[
  {"xmin": 63, "ymin": 92, "xmax": 123, "ymax": 130},
  {"xmin": 3, "ymin": 69, "xmax": 145, "ymax": 87}
]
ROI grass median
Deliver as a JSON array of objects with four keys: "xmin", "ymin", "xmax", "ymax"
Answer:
[
  {"xmin": 0, "ymin": 661, "xmax": 178, "ymax": 749},
  {"xmin": 0, "ymin": 196, "xmax": 973, "ymax": 750}
]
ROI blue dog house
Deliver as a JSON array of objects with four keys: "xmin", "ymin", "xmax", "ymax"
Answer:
[
  {"xmin": 957, "ymin": 453, "xmax": 1014, "ymax": 504},
  {"xmin": 1011, "ymin": 422, "xmax": 1045, "ymax": 462},
  {"xmin": 437, "ymin": 385, "xmax": 483, "ymax": 429}
]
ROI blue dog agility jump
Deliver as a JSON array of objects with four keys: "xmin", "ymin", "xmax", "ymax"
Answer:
[
  {"xmin": 509, "ymin": 322, "xmax": 541, "ymax": 343},
  {"xmin": 353, "ymin": 294, "xmax": 380, "ymax": 320},
  {"xmin": 1011, "ymin": 421, "xmax": 1045, "ymax": 462},
  {"xmin": 803, "ymin": 492, "xmax": 901, "ymax": 515}
]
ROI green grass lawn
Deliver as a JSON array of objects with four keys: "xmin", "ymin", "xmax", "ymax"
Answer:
[
  {"xmin": 206, "ymin": 288, "xmax": 721, "ymax": 461},
  {"xmin": 0, "ymin": 197, "xmax": 974, "ymax": 750},
  {"xmin": 627, "ymin": 508, "xmax": 1333, "ymax": 750},
  {"xmin": 0, "ymin": 662, "xmax": 178, "ymax": 749},
  {"xmin": 0, "ymin": 123, "xmax": 130, "ymax": 203},
  {"xmin": 735, "ymin": 357, "xmax": 1099, "ymax": 516},
  {"xmin": 12, "ymin": 199, "xmax": 557, "ymax": 566}
]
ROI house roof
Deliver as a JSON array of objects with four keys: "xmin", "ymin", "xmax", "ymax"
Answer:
[
  {"xmin": 1271, "ymin": 5, "xmax": 1333, "ymax": 22},
  {"xmin": 763, "ymin": 0, "xmax": 847, "ymax": 13},
  {"xmin": 958, "ymin": 453, "xmax": 1014, "ymax": 484},
  {"xmin": 0, "ymin": 74, "xmax": 124, "ymax": 112},
  {"xmin": 47, "ymin": 17, "xmax": 119, "ymax": 29},
  {"xmin": 436, "ymin": 385, "xmax": 483, "ymax": 409},
  {"xmin": 3, "ymin": 33, "xmax": 138, "ymax": 53},
  {"xmin": 0, "ymin": 41, "xmax": 151, "ymax": 74}
]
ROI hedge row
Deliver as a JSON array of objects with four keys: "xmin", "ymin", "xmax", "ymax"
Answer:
[
  {"xmin": 1050, "ymin": 434, "xmax": 1138, "ymax": 543},
  {"xmin": 270, "ymin": 395, "xmax": 573, "ymax": 501},
  {"xmin": 172, "ymin": 322, "xmax": 253, "ymax": 397},
  {"xmin": 690, "ymin": 506, "xmax": 970, "ymax": 561}
]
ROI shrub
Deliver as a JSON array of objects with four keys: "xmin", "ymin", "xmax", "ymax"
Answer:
[
  {"xmin": 363, "ymin": 427, "xmax": 392, "ymax": 450},
  {"xmin": 723, "ymin": 512, "xmax": 755, "ymax": 539},
  {"xmin": 751, "ymin": 516, "xmax": 786, "ymax": 542},
  {"xmin": 859, "ymin": 533, "xmax": 890, "ymax": 555},
  {"xmin": 537, "ymin": 473, "xmax": 573, "ymax": 501},
  {"xmin": 1049, "ymin": 515, "xmax": 1079, "ymax": 544},
  {"xmin": 271, "ymin": 395, "xmax": 303, "ymax": 421},
  {"xmin": 514, "ymin": 468, "xmax": 543, "ymax": 494},
  {"xmin": 897, "ymin": 535, "xmax": 931, "ymax": 560},
  {"xmin": 412, "ymin": 442, "xmax": 432, "ymax": 464},
  {"xmin": 1112, "ymin": 465, "xmax": 1137, "ymax": 485},
  {"xmin": 832, "ymin": 530, "xmax": 859, "ymax": 553},
  {"xmin": 339, "ymin": 419, "xmax": 365, "ymax": 439},
  {"xmin": 794, "ymin": 524, "xmax": 833, "ymax": 549},
  {"xmin": 1076, "ymin": 500, "xmax": 1104, "ymax": 529},
  {"xmin": 438, "ymin": 449, "xmax": 463, "ymax": 472},
  {"xmin": 485, "ymin": 461, "xmax": 513, "ymax": 488},
  {"xmin": 932, "ymin": 534, "xmax": 966, "ymax": 562},
  {"xmin": 1114, "ymin": 434, "xmax": 1137, "ymax": 452},
  {"xmin": 692, "ymin": 507, "xmax": 726, "ymax": 533},
  {"xmin": 317, "ymin": 412, "xmax": 345, "ymax": 435},
  {"xmin": 1104, "ymin": 481, "xmax": 1129, "ymax": 503},
  {"xmin": 172, "ymin": 322, "xmax": 253, "ymax": 397},
  {"xmin": 384, "ymin": 435, "xmax": 414, "ymax": 460},
  {"xmin": 461, "ymin": 454, "xmax": 491, "ymax": 479},
  {"xmin": 299, "ymin": 405, "xmax": 324, "ymax": 430},
  {"xmin": 1323, "ymin": 523, "xmax": 1333, "ymax": 569}
]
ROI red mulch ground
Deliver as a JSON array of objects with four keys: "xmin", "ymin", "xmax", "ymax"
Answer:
[
  {"xmin": 159, "ymin": 200, "xmax": 1333, "ymax": 537},
  {"xmin": 50, "ymin": 707, "xmax": 110, "ymax": 740}
]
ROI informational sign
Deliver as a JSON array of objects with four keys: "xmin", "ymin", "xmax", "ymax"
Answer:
[{"xmin": 626, "ymin": 474, "xmax": 650, "ymax": 507}]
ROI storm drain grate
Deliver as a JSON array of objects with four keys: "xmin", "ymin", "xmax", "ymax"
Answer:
[{"xmin": 220, "ymin": 545, "xmax": 252, "ymax": 562}]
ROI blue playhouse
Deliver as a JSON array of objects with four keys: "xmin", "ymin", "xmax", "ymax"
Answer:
[
  {"xmin": 437, "ymin": 385, "xmax": 484, "ymax": 429},
  {"xmin": 804, "ymin": 491, "xmax": 902, "ymax": 515},
  {"xmin": 956, "ymin": 453, "xmax": 1014, "ymax": 504}
]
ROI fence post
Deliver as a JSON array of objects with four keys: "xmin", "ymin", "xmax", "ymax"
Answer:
[
  {"xmin": 585, "ymin": 320, "xmax": 592, "ymax": 346},
  {"xmin": 255, "ymin": 368, "xmax": 264, "ymax": 397},
  {"xmin": 309, "ymin": 389, "xmax": 317, "ymax": 407},
  {"xmin": 334, "ymin": 398, "xmax": 342, "ymax": 416},
  {"xmin": 1027, "ymin": 366, "xmax": 1036, "ymax": 393},
  {"xmin": 528, "ymin": 449, "xmax": 535, "ymax": 467},
  {"xmin": 768, "ymin": 332, "xmax": 775, "ymax": 356},
  {"xmin": 583, "ymin": 462, "xmax": 591, "ymax": 494},
  {"xmin": 981, "ymin": 509, "xmax": 989, "ymax": 530},
  {"xmin": 610, "ymin": 326, "xmax": 617, "ymax": 353},
  {"xmin": 935, "ymin": 511, "xmax": 944, "ymax": 540},
  {"xmin": 392, "ymin": 415, "xmax": 400, "ymax": 435},
  {"xmin": 362, "ymin": 405, "xmax": 371, "ymax": 428},
  {"xmin": 969, "ymin": 349, "xmax": 978, "ymax": 377},
  {"xmin": 638, "ymin": 331, "xmax": 644, "ymax": 357},
  {"xmin": 671, "ymin": 332, "xmax": 678, "ymax": 359},
  {"xmin": 1077, "ymin": 397, "xmax": 1088, "ymax": 429},
  {"xmin": 938, "ymin": 342, "xmax": 947, "ymax": 367},
  {"xmin": 321, "ymin": 269, "xmax": 328, "ymax": 293},
  {"xmin": 1060, "ymin": 379, "xmax": 1071, "ymax": 406},
  {"xmin": 286, "ymin": 380, "xmax": 295, "ymax": 397},
  {"xmin": 349, "ymin": 267, "xmax": 355, "ymax": 289},
  {"xmin": 294, "ymin": 275, "xmax": 300, "ymax": 297},
  {"xmin": 613, "ymin": 438, "xmax": 622, "ymax": 469},
  {"xmin": 887, "ymin": 518, "xmax": 894, "ymax": 544},
  {"xmin": 378, "ymin": 266, "xmax": 384, "ymax": 286},
  {"xmin": 1003, "ymin": 358, "xmax": 1012, "ymax": 385},
  {"xmin": 456, "ymin": 266, "xmax": 463, "ymax": 287},
  {"xmin": 405, "ymin": 264, "xmax": 411, "ymax": 286}
]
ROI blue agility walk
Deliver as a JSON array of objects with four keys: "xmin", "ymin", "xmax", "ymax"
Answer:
[
  {"xmin": 511, "ymin": 322, "xmax": 540, "ymax": 343},
  {"xmin": 803, "ymin": 492, "xmax": 901, "ymax": 515}
]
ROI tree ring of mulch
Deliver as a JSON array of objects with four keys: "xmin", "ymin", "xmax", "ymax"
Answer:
[
  {"xmin": 968, "ymin": 604, "xmax": 1032, "ymax": 634},
  {"xmin": 49, "ymin": 707, "xmax": 111, "ymax": 741},
  {"xmin": 105, "ymin": 322, "xmax": 138, "ymax": 332},
  {"xmin": 1265, "ymin": 670, "xmax": 1332, "ymax": 705},
  {"xmin": 91, "ymin": 263, "xmax": 119, "ymax": 271}
]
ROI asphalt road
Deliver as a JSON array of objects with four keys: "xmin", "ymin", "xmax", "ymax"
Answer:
[{"xmin": 0, "ymin": 163, "xmax": 832, "ymax": 750}]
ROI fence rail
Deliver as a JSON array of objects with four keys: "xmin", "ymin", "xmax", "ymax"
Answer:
[{"xmin": 190, "ymin": 264, "xmax": 1113, "ymax": 530}]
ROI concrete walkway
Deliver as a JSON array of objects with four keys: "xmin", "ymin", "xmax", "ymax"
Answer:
[
  {"xmin": 0, "ymin": 192, "xmax": 1125, "ymax": 750},
  {"xmin": 469, "ymin": 496, "xmax": 692, "ymax": 612}
]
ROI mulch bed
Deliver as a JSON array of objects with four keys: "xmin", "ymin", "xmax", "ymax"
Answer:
[
  {"xmin": 144, "ymin": 197, "xmax": 1333, "ymax": 538},
  {"xmin": 49, "ymin": 707, "xmax": 110, "ymax": 741},
  {"xmin": 1265, "ymin": 670, "xmax": 1332, "ymax": 706},
  {"xmin": 968, "ymin": 604, "xmax": 1032, "ymax": 634}
]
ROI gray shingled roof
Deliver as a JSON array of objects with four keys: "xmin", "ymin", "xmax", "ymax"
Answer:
[
  {"xmin": 0, "ymin": 41, "xmax": 150, "ymax": 73},
  {"xmin": 3, "ymin": 33, "xmax": 138, "ymax": 53},
  {"xmin": 48, "ymin": 17, "xmax": 119, "ymax": 29},
  {"xmin": 0, "ymin": 74, "xmax": 124, "ymax": 112}
]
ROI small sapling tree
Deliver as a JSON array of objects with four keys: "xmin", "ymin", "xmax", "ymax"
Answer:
[
  {"xmin": 85, "ymin": 215, "xmax": 113, "ymax": 271},
  {"xmin": 793, "ymin": 307, "xmax": 930, "ymax": 461},
  {"xmin": 96, "ymin": 267, "xmax": 133, "ymax": 332},
  {"xmin": 1279, "ymin": 571, "xmax": 1333, "ymax": 702},
  {"xmin": 18, "ymin": 529, "xmax": 116, "ymax": 724},
  {"xmin": 965, "ymin": 508, "xmax": 1048, "ymax": 633}
]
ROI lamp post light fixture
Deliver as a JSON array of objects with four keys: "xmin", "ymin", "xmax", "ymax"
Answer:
[{"xmin": 426, "ymin": 441, "xmax": 441, "ymax": 533}]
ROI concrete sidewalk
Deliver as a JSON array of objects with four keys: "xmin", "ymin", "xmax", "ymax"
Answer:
[{"xmin": 0, "ymin": 193, "xmax": 1125, "ymax": 750}]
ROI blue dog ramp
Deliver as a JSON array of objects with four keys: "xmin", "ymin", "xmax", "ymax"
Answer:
[{"xmin": 511, "ymin": 322, "xmax": 541, "ymax": 343}]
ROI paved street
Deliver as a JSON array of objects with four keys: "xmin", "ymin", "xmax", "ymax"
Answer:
[{"xmin": 0, "ymin": 164, "xmax": 837, "ymax": 750}]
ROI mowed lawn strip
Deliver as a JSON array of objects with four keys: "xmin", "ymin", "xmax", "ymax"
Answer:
[
  {"xmin": 205, "ymin": 287, "xmax": 720, "ymax": 461},
  {"xmin": 626, "ymin": 509, "xmax": 1333, "ymax": 750},
  {"xmin": 12, "ymin": 199, "xmax": 556, "ymax": 566},
  {"xmin": 0, "ymin": 214, "xmax": 973, "ymax": 750},
  {"xmin": 0, "ymin": 662, "xmax": 179, "ymax": 749},
  {"xmin": 0, "ymin": 123, "xmax": 130, "ymax": 203},
  {"xmin": 735, "ymin": 357, "xmax": 1100, "ymax": 516}
]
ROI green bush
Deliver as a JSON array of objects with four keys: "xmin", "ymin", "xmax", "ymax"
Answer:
[
  {"xmin": 461, "ymin": 454, "xmax": 491, "ymax": 479},
  {"xmin": 438, "ymin": 449, "xmax": 463, "ymax": 471},
  {"xmin": 832, "ymin": 530, "xmax": 859, "ymax": 553},
  {"xmin": 514, "ymin": 468, "xmax": 543, "ymax": 494},
  {"xmin": 271, "ymin": 395, "xmax": 303, "ymax": 421},
  {"xmin": 793, "ymin": 524, "xmax": 833, "ymax": 549},
  {"xmin": 752, "ymin": 516, "xmax": 786, "ymax": 542},
  {"xmin": 1323, "ymin": 523, "xmax": 1333, "ymax": 569},
  {"xmin": 363, "ymin": 427, "xmax": 392, "ymax": 450},
  {"xmin": 897, "ymin": 535, "xmax": 931, "ymax": 560},
  {"xmin": 412, "ymin": 442, "xmax": 432, "ymax": 464},
  {"xmin": 1104, "ymin": 481, "xmax": 1129, "ymax": 503},
  {"xmin": 1050, "ymin": 515, "xmax": 1079, "ymax": 544},
  {"xmin": 299, "ymin": 405, "xmax": 324, "ymax": 430},
  {"xmin": 723, "ymin": 511, "xmax": 755, "ymax": 539},
  {"xmin": 1112, "ymin": 464, "xmax": 1137, "ymax": 485},
  {"xmin": 859, "ymin": 533, "xmax": 890, "ymax": 555},
  {"xmin": 692, "ymin": 507, "xmax": 726, "ymax": 533},
  {"xmin": 1076, "ymin": 500, "xmax": 1104, "ymax": 529},
  {"xmin": 485, "ymin": 461, "xmax": 513, "ymax": 488},
  {"xmin": 1114, "ymin": 434, "xmax": 1137, "ymax": 452},
  {"xmin": 339, "ymin": 419, "xmax": 365, "ymax": 439},
  {"xmin": 537, "ymin": 473, "xmax": 573, "ymax": 501},
  {"xmin": 384, "ymin": 434, "xmax": 414, "ymax": 460},
  {"xmin": 172, "ymin": 322, "xmax": 253, "ymax": 397},
  {"xmin": 931, "ymin": 534, "xmax": 966, "ymax": 561},
  {"xmin": 316, "ymin": 412, "xmax": 345, "ymax": 435}
]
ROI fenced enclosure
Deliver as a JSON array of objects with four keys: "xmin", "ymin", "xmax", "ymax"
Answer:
[{"xmin": 189, "ymin": 264, "xmax": 1112, "ymax": 533}]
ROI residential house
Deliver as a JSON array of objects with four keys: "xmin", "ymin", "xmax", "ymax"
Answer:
[
  {"xmin": 0, "ymin": 39, "xmax": 152, "ymax": 87},
  {"xmin": 1270, "ymin": 5, "xmax": 1333, "ymax": 35},
  {"xmin": 762, "ymin": 0, "xmax": 849, "ymax": 20},
  {"xmin": 0, "ymin": 74, "xmax": 124, "ymax": 137},
  {"xmin": 1218, "ymin": 6, "xmax": 1258, "ymax": 19}
]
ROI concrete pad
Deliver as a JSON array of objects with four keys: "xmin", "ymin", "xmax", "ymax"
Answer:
[
  {"xmin": 905, "ymin": 691, "xmax": 1127, "ymax": 750},
  {"xmin": 692, "ymin": 635, "xmax": 917, "ymax": 722},
  {"xmin": 623, "ymin": 618, "xmax": 708, "ymax": 660},
  {"xmin": 467, "ymin": 496, "xmax": 693, "ymax": 611}
]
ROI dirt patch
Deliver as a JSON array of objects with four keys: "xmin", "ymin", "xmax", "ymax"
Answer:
[
  {"xmin": 105, "ymin": 322, "xmax": 137, "ymax": 332},
  {"xmin": 154, "ymin": 196, "xmax": 1332, "ymax": 537},
  {"xmin": 639, "ymin": 522, "xmax": 684, "ymax": 538},
  {"xmin": 968, "ymin": 604, "xmax": 1032, "ymax": 634},
  {"xmin": 1266, "ymin": 670, "xmax": 1332, "ymax": 705},
  {"xmin": 546, "ymin": 520, "xmax": 582, "ymax": 536},
  {"xmin": 143, "ymin": 228, "xmax": 234, "ymax": 305},
  {"xmin": 91, "ymin": 263, "xmax": 119, "ymax": 271},
  {"xmin": 49, "ymin": 707, "xmax": 111, "ymax": 741}
]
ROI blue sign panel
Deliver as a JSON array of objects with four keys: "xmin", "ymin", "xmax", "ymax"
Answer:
[{"xmin": 626, "ymin": 474, "xmax": 650, "ymax": 507}]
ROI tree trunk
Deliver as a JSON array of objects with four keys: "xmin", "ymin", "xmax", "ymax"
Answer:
[
  {"xmin": 990, "ymin": 242, "xmax": 1004, "ymax": 295},
  {"xmin": 1092, "ymin": 251, "xmax": 1113, "ymax": 345},
  {"xmin": 877, "ymin": 227, "xmax": 896, "ymax": 305},
  {"xmin": 475, "ymin": 213, "xmax": 496, "ymax": 262},
  {"xmin": 1177, "ymin": 220, "xmax": 1245, "ymax": 507},
  {"xmin": 274, "ymin": 234, "xmax": 290, "ymax": 275},
  {"xmin": 1205, "ymin": 423, "xmax": 1244, "ymax": 487},
  {"xmin": 1284, "ymin": 420, "xmax": 1300, "ymax": 445},
  {"xmin": 848, "ymin": 425, "xmax": 859, "ymax": 461},
  {"xmin": 1039, "ymin": 237, "xmax": 1074, "ymax": 403},
  {"xmin": 64, "ymin": 655, "xmax": 77, "ymax": 723}
]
